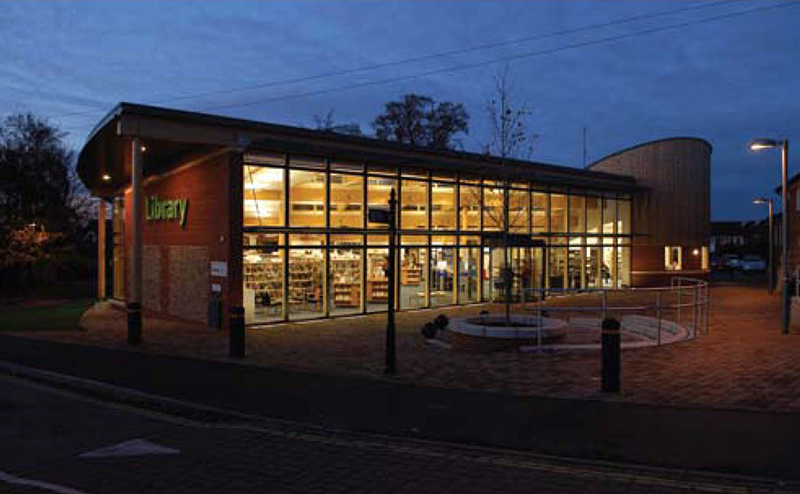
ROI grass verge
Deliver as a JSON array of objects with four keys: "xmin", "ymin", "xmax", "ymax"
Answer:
[{"xmin": 0, "ymin": 299, "xmax": 93, "ymax": 332}]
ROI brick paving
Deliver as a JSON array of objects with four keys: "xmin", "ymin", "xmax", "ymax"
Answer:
[{"xmin": 12, "ymin": 284, "xmax": 800, "ymax": 412}]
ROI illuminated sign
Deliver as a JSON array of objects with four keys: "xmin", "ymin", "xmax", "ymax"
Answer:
[{"xmin": 146, "ymin": 195, "xmax": 188, "ymax": 228}]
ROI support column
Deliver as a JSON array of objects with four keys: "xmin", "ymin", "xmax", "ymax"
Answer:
[
  {"xmin": 127, "ymin": 138, "xmax": 143, "ymax": 345},
  {"xmin": 97, "ymin": 199, "xmax": 106, "ymax": 300}
]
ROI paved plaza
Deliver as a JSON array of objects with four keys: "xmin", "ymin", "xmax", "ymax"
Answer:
[{"xmin": 10, "ymin": 284, "xmax": 800, "ymax": 412}]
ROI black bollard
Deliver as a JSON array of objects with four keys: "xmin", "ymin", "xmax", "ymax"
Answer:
[
  {"xmin": 229, "ymin": 306, "xmax": 245, "ymax": 358},
  {"xmin": 601, "ymin": 317, "xmax": 621, "ymax": 393},
  {"xmin": 127, "ymin": 302, "xmax": 142, "ymax": 346}
]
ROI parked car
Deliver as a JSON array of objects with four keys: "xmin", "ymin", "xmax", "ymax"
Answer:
[
  {"xmin": 740, "ymin": 255, "xmax": 767, "ymax": 272},
  {"xmin": 722, "ymin": 254, "xmax": 742, "ymax": 270}
]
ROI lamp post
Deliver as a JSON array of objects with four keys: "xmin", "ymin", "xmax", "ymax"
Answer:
[
  {"xmin": 753, "ymin": 197, "xmax": 774, "ymax": 293},
  {"xmin": 749, "ymin": 139, "xmax": 790, "ymax": 334}
]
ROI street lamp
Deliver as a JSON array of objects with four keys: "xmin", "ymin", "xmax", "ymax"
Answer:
[
  {"xmin": 753, "ymin": 197, "xmax": 774, "ymax": 293},
  {"xmin": 749, "ymin": 138, "xmax": 790, "ymax": 334}
]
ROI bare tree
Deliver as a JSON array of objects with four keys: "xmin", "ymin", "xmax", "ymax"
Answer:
[
  {"xmin": 313, "ymin": 109, "xmax": 363, "ymax": 136},
  {"xmin": 481, "ymin": 66, "xmax": 540, "ymax": 324}
]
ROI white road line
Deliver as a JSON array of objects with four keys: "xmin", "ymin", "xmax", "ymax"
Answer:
[{"xmin": 0, "ymin": 470, "xmax": 92, "ymax": 494}]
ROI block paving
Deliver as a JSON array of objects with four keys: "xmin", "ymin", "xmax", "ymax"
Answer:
[{"xmin": 14, "ymin": 284, "xmax": 800, "ymax": 412}]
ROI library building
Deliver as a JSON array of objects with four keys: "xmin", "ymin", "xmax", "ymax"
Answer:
[{"xmin": 79, "ymin": 103, "xmax": 711, "ymax": 329}]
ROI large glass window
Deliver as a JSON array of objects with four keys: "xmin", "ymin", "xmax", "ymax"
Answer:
[
  {"xmin": 458, "ymin": 247, "xmax": 480, "ymax": 304},
  {"xmin": 602, "ymin": 197, "xmax": 617, "ymax": 235},
  {"xmin": 483, "ymin": 186, "xmax": 504, "ymax": 231},
  {"xmin": 431, "ymin": 182, "xmax": 456, "ymax": 230},
  {"xmin": 568, "ymin": 243, "xmax": 584, "ymax": 290},
  {"xmin": 459, "ymin": 184, "xmax": 481, "ymax": 231},
  {"xmin": 112, "ymin": 197, "xmax": 125, "ymax": 300},
  {"xmin": 532, "ymin": 192, "xmax": 548, "ymax": 233},
  {"xmin": 401, "ymin": 180, "xmax": 428, "ymax": 230},
  {"xmin": 400, "ymin": 242, "xmax": 427, "ymax": 309},
  {"xmin": 569, "ymin": 194, "xmax": 585, "ymax": 234},
  {"xmin": 602, "ymin": 246, "xmax": 616, "ymax": 288},
  {"xmin": 430, "ymin": 246, "xmax": 456, "ymax": 307},
  {"xmin": 288, "ymin": 248, "xmax": 325, "ymax": 320},
  {"xmin": 618, "ymin": 199, "xmax": 631, "ymax": 235},
  {"xmin": 330, "ymin": 173, "xmax": 363, "ymax": 229},
  {"xmin": 329, "ymin": 247, "xmax": 362, "ymax": 316},
  {"xmin": 366, "ymin": 248, "xmax": 390, "ymax": 312},
  {"xmin": 549, "ymin": 244, "xmax": 567, "ymax": 290},
  {"xmin": 618, "ymin": 246, "xmax": 631, "ymax": 287},
  {"xmin": 586, "ymin": 195, "xmax": 601, "ymax": 235},
  {"xmin": 509, "ymin": 188, "xmax": 530, "ymax": 233},
  {"xmin": 550, "ymin": 194, "xmax": 567, "ymax": 233},
  {"xmin": 243, "ymin": 248, "xmax": 284, "ymax": 324},
  {"xmin": 289, "ymin": 170, "xmax": 325, "ymax": 227},
  {"xmin": 244, "ymin": 165, "xmax": 284, "ymax": 227},
  {"xmin": 367, "ymin": 176, "xmax": 397, "ymax": 229}
]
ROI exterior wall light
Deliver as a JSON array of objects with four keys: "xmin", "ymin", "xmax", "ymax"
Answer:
[
  {"xmin": 102, "ymin": 174, "xmax": 112, "ymax": 182},
  {"xmin": 692, "ymin": 248, "xmax": 700, "ymax": 256}
]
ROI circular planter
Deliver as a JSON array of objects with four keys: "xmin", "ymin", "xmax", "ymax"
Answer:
[{"xmin": 449, "ymin": 315, "xmax": 568, "ymax": 352}]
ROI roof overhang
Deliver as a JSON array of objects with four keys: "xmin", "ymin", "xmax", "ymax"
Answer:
[{"xmin": 77, "ymin": 102, "xmax": 638, "ymax": 197}]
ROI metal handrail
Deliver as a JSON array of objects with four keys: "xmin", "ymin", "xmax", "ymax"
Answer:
[{"xmin": 507, "ymin": 276, "xmax": 710, "ymax": 347}]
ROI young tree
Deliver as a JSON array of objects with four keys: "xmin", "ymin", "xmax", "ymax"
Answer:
[
  {"xmin": 481, "ymin": 67, "xmax": 540, "ymax": 323},
  {"xmin": 372, "ymin": 93, "xmax": 468, "ymax": 150}
]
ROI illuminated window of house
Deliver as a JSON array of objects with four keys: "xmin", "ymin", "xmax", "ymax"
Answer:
[{"xmin": 664, "ymin": 246, "xmax": 682, "ymax": 271}]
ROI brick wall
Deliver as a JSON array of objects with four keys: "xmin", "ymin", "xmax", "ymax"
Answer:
[{"xmin": 124, "ymin": 150, "xmax": 241, "ymax": 328}]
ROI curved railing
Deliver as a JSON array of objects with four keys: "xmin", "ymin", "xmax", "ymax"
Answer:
[{"xmin": 507, "ymin": 276, "xmax": 710, "ymax": 349}]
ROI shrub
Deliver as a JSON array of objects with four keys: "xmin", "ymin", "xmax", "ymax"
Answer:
[
  {"xmin": 433, "ymin": 314, "xmax": 449, "ymax": 330},
  {"xmin": 421, "ymin": 322, "xmax": 437, "ymax": 339}
]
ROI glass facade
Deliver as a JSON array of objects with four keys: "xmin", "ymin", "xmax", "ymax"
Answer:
[{"xmin": 242, "ymin": 152, "xmax": 633, "ymax": 324}]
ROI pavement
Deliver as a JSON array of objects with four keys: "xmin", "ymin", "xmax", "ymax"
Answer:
[
  {"xmin": 15, "ymin": 285, "xmax": 800, "ymax": 412},
  {"xmin": 2, "ymin": 374, "xmax": 799, "ymax": 494},
  {"xmin": 1, "ymin": 334, "xmax": 799, "ymax": 483}
]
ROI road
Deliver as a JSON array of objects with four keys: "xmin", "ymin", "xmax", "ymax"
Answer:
[{"xmin": 1, "ymin": 374, "xmax": 796, "ymax": 494}]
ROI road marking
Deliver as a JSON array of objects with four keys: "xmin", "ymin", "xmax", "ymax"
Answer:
[
  {"xmin": 0, "ymin": 470, "xmax": 92, "ymax": 494},
  {"xmin": 79, "ymin": 438, "xmax": 179, "ymax": 458}
]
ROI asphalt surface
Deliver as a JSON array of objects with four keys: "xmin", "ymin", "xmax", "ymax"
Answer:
[
  {"xmin": 2, "ymin": 375, "xmax": 798, "ymax": 494},
  {"xmin": 0, "ymin": 334, "xmax": 798, "ymax": 482}
]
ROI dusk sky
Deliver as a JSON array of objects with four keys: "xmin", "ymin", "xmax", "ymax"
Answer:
[{"xmin": 1, "ymin": 1, "xmax": 798, "ymax": 220}]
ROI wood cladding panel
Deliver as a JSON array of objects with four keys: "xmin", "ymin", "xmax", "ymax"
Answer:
[{"xmin": 590, "ymin": 139, "xmax": 711, "ymax": 247}]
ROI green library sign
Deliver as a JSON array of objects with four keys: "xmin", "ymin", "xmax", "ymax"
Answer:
[{"xmin": 146, "ymin": 195, "xmax": 188, "ymax": 228}]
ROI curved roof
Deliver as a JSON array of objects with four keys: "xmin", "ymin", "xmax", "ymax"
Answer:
[{"xmin": 586, "ymin": 137, "xmax": 713, "ymax": 170}]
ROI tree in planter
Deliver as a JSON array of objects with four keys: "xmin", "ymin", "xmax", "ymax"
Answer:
[
  {"xmin": 481, "ymin": 67, "xmax": 540, "ymax": 325},
  {"xmin": 372, "ymin": 93, "xmax": 469, "ymax": 150}
]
